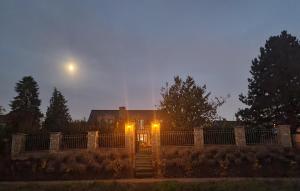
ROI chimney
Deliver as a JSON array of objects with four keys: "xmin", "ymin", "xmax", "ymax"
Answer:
[{"xmin": 119, "ymin": 106, "xmax": 127, "ymax": 121}]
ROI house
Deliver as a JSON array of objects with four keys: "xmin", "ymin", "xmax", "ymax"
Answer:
[
  {"xmin": 88, "ymin": 106, "xmax": 239, "ymax": 147},
  {"xmin": 88, "ymin": 107, "xmax": 162, "ymax": 146}
]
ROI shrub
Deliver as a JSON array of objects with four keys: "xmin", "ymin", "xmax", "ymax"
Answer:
[
  {"xmin": 0, "ymin": 150, "xmax": 131, "ymax": 180},
  {"xmin": 160, "ymin": 147, "xmax": 300, "ymax": 178}
]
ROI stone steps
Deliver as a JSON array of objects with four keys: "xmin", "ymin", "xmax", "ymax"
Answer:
[{"xmin": 135, "ymin": 151, "xmax": 153, "ymax": 178}]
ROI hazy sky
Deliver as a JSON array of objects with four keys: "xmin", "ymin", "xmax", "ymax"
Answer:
[{"xmin": 1, "ymin": 0, "xmax": 300, "ymax": 120}]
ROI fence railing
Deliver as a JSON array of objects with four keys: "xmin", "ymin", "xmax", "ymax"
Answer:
[
  {"xmin": 25, "ymin": 134, "xmax": 50, "ymax": 151},
  {"xmin": 245, "ymin": 127, "xmax": 278, "ymax": 145},
  {"xmin": 203, "ymin": 127, "xmax": 236, "ymax": 145},
  {"xmin": 12, "ymin": 125, "xmax": 292, "ymax": 159},
  {"xmin": 99, "ymin": 133, "xmax": 125, "ymax": 148},
  {"xmin": 161, "ymin": 131, "xmax": 194, "ymax": 146},
  {"xmin": 60, "ymin": 134, "xmax": 88, "ymax": 150}
]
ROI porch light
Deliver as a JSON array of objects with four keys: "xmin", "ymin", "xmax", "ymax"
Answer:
[
  {"xmin": 125, "ymin": 122, "xmax": 134, "ymax": 133},
  {"xmin": 151, "ymin": 121, "xmax": 160, "ymax": 131}
]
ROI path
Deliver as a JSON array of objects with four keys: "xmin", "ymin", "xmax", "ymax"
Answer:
[{"xmin": 1, "ymin": 177, "xmax": 300, "ymax": 185}]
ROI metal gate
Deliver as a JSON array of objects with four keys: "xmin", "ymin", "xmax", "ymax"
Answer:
[{"xmin": 135, "ymin": 128, "xmax": 152, "ymax": 153}]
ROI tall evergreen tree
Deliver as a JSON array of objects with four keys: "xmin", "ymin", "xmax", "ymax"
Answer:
[
  {"xmin": 9, "ymin": 76, "xmax": 42, "ymax": 133},
  {"xmin": 44, "ymin": 88, "xmax": 71, "ymax": 132},
  {"xmin": 236, "ymin": 31, "xmax": 300, "ymax": 132},
  {"xmin": 0, "ymin": 106, "xmax": 5, "ymax": 115},
  {"xmin": 159, "ymin": 76, "xmax": 224, "ymax": 130}
]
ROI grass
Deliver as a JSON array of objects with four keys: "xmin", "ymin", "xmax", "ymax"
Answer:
[{"xmin": 1, "ymin": 179, "xmax": 300, "ymax": 191}]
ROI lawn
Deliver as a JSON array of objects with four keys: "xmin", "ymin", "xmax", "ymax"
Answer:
[{"xmin": 1, "ymin": 179, "xmax": 300, "ymax": 191}]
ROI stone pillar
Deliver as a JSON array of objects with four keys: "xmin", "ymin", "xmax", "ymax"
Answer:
[
  {"xmin": 49, "ymin": 132, "xmax": 62, "ymax": 152},
  {"xmin": 278, "ymin": 125, "xmax": 292, "ymax": 147},
  {"xmin": 87, "ymin": 131, "xmax": 99, "ymax": 149},
  {"xmin": 125, "ymin": 122, "xmax": 135, "ymax": 175},
  {"xmin": 194, "ymin": 127, "xmax": 204, "ymax": 150},
  {"xmin": 234, "ymin": 126, "xmax": 246, "ymax": 146},
  {"xmin": 151, "ymin": 122, "xmax": 161, "ymax": 176},
  {"xmin": 11, "ymin": 133, "xmax": 26, "ymax": 158}
]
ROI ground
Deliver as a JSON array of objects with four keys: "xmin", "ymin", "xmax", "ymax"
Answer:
[{"xmin": 1, "ymin": 178, "xmax": 300, "ymax": 191}]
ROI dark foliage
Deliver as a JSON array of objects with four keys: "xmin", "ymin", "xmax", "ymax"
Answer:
[
  {"xmin": 159, "ymin": 76, "xmax": 224, "ymax": 130},
  {"xmin": 63, "ymin": 120, "xmax": 90, "ymax": 134},
  {"xmin": 8, "ymin": 76, "xmax": 43, "ymax": 133},
  {"xmin": 0, "ymin": 151, "xmax": 131, "ymax": 180},
  {"xmin": 44, "ymin": 88, "xmax": 71, "ymax": 132},
  {"xmin": 160, "ymin": 147, "xmax": 300, "ymax": 177},
  {"xmin": 237, "ymin": 31, "xmax": 300, "ymax": 132},
  {"xmin": 0, "ymin": 106, "xmax": 5, "ymax": 114}
]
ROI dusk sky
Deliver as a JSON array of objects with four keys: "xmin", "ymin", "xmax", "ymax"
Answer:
[{"xmin": 1, "ymin": 0, "xmax": 300, "ymax": 120}]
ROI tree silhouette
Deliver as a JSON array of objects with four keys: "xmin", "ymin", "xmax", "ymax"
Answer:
[
  {"xmin": 236, "ymin": 31, "xmax": 300, "ymax": 132},
  {"xmin": 8, "ymin": 76, "xmax": 42, "ymax": 133},
  {"xmin": 44, "ymin": 88, "xmax": 71, "ymax": 132},
  {"xmin": 0, "ymin": 106, "xmax": 5, "ymax": 115},
  {"xmin": 159, "ymin": 76, "xmax": 224, "ymax": 130}
]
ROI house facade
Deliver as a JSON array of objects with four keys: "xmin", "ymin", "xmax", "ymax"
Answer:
[{"xmin": 88, "ymin": 107, "xmax": 162, "ymax": 147}]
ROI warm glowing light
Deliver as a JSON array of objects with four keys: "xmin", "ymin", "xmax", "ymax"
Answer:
[
  {"xmin": 65, "ymin": 61, "xmax": 77, "ymax": 75},
  {"xmin": 125, "ymin": 122, "xmax": 134, "ymax": 133},
  {"xmin": 151, "ymin": 121, "xmax": 160, "ymax": 131},
  {"xmin": 68, "ymin": 64, "xmax": 75, "ymax": 72}
]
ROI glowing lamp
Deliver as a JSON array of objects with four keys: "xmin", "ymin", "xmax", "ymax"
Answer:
[
  {"xmin": 151, "ymin": 121, "xmax": 160, "ymax": 132},
  {"xmin": 125, "ymin": 122, "xmax": 134, "ymax": 133}
]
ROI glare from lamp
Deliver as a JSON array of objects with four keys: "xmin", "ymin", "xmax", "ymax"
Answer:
[
  {"xmin": 151, "ymin": 121, "xmax": 160, "ymax": 130},
  {"xmin": 125, "ymin": 122, "xmax": 134, "ymax": 133}
]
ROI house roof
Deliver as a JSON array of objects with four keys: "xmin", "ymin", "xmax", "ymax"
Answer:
[
  {"xmin": 88, "ymin": 108, "xmax": 239, "ymax": 128},
  {"xmin": 88, "ymin": 109, "xmax": 162, "ymax": 124}
]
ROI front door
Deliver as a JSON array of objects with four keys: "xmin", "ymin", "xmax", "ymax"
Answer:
[{"xmin": 136, "ymin": 127, "xmax": 151, "ymax": 153}]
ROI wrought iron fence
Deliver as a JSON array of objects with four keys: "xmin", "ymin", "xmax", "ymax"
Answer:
[
  {"xmin": 99, "ymin": 133, "xmax": 125, "ymax": 148},
  {"xmin": 25, "ymin": 134, "xmax": 50, "ymax": 151},
  {"xmin": 161, "ymin": 131, "xmax": 194, "ymax": 146},
  {"xmin": 245, "ymin": 127, "xmax": 278, "ymax": 145},
  {"xmin": 203, "ymin": 127, "xmax": 236, "ymax": 145},
  {"xmin": 60, "ymin": 134, "xmax": 88, "ymax": 150}
]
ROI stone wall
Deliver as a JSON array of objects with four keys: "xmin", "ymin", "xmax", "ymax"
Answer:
[{"xmin": 11, "ymin": 125, "xmax": 293, "ymax": 160}]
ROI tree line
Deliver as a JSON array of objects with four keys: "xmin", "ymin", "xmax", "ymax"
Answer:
[
  {"xmin": 160, "ymin": 31, "xmax": 300, "ymax": 132},
  {"xmin": 5, "ymin": 76, "xmax": 72, "ymax": 133},
  {"xmin": 1, "ymin": 30, "xmax": 300, "ymax": 134}
]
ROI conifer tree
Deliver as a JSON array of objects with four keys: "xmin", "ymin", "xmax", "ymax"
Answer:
[
  {"xmin": 236, "ymin": 31, "xmax": 300, "ymax": 132},
  {"xmin": 44, "ymin": 88, "xmax": 71, "ymax": 132},
  {"xmin": 0, "ymin": 106, "xmax": 5, "ymax": 115},
  {"xmin": 9, "ymin": 76, "xmax": 43, "ymax": 133}
]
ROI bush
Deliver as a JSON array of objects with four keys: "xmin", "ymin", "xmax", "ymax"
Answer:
[
  {"xmin": 0, "ymin": 150, "xmax": 132, "ymax": 180},
  {"xmin": 161, "ymin": 147, "xmax": 300, "ymax": 177}
]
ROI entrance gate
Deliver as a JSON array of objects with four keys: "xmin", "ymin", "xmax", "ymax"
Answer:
[{"xmin": 135, "ymin": 127, "xmax": 152, "ymax": 153}]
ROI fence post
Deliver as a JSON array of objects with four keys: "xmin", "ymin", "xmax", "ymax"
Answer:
[
  {"xmin": 151, "ymin": 122, "xmax": 161, "ymax": 177},
  {"xmin": 125, "ymin": 123, "xmax": 135, "ymax": 176},
  {"xmin": 234, "ymin": 126, "xmax": 246, "ymax": 146},
  {"xmin": 11, "ymin": 133, "xmax": 26, "ymax": 158},
  {"xmin": 194, "ymin": 127, "xmax": 204, "ymax": 149},
  {"xmin": 87, "ymin": 131, "xmax": 99, "ymax": 149},
  {"xmin": 278, "ymin": 125, "xmax": 292, "ymax": 147},
  {"xmin": 49, "ymin": 132, "xmax": 62, "ymax": 152}
]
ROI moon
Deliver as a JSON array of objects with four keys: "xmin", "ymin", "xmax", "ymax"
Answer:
[{"xmin": 65, "ymin": 62, "xmax": 77, "ymax": 75}]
